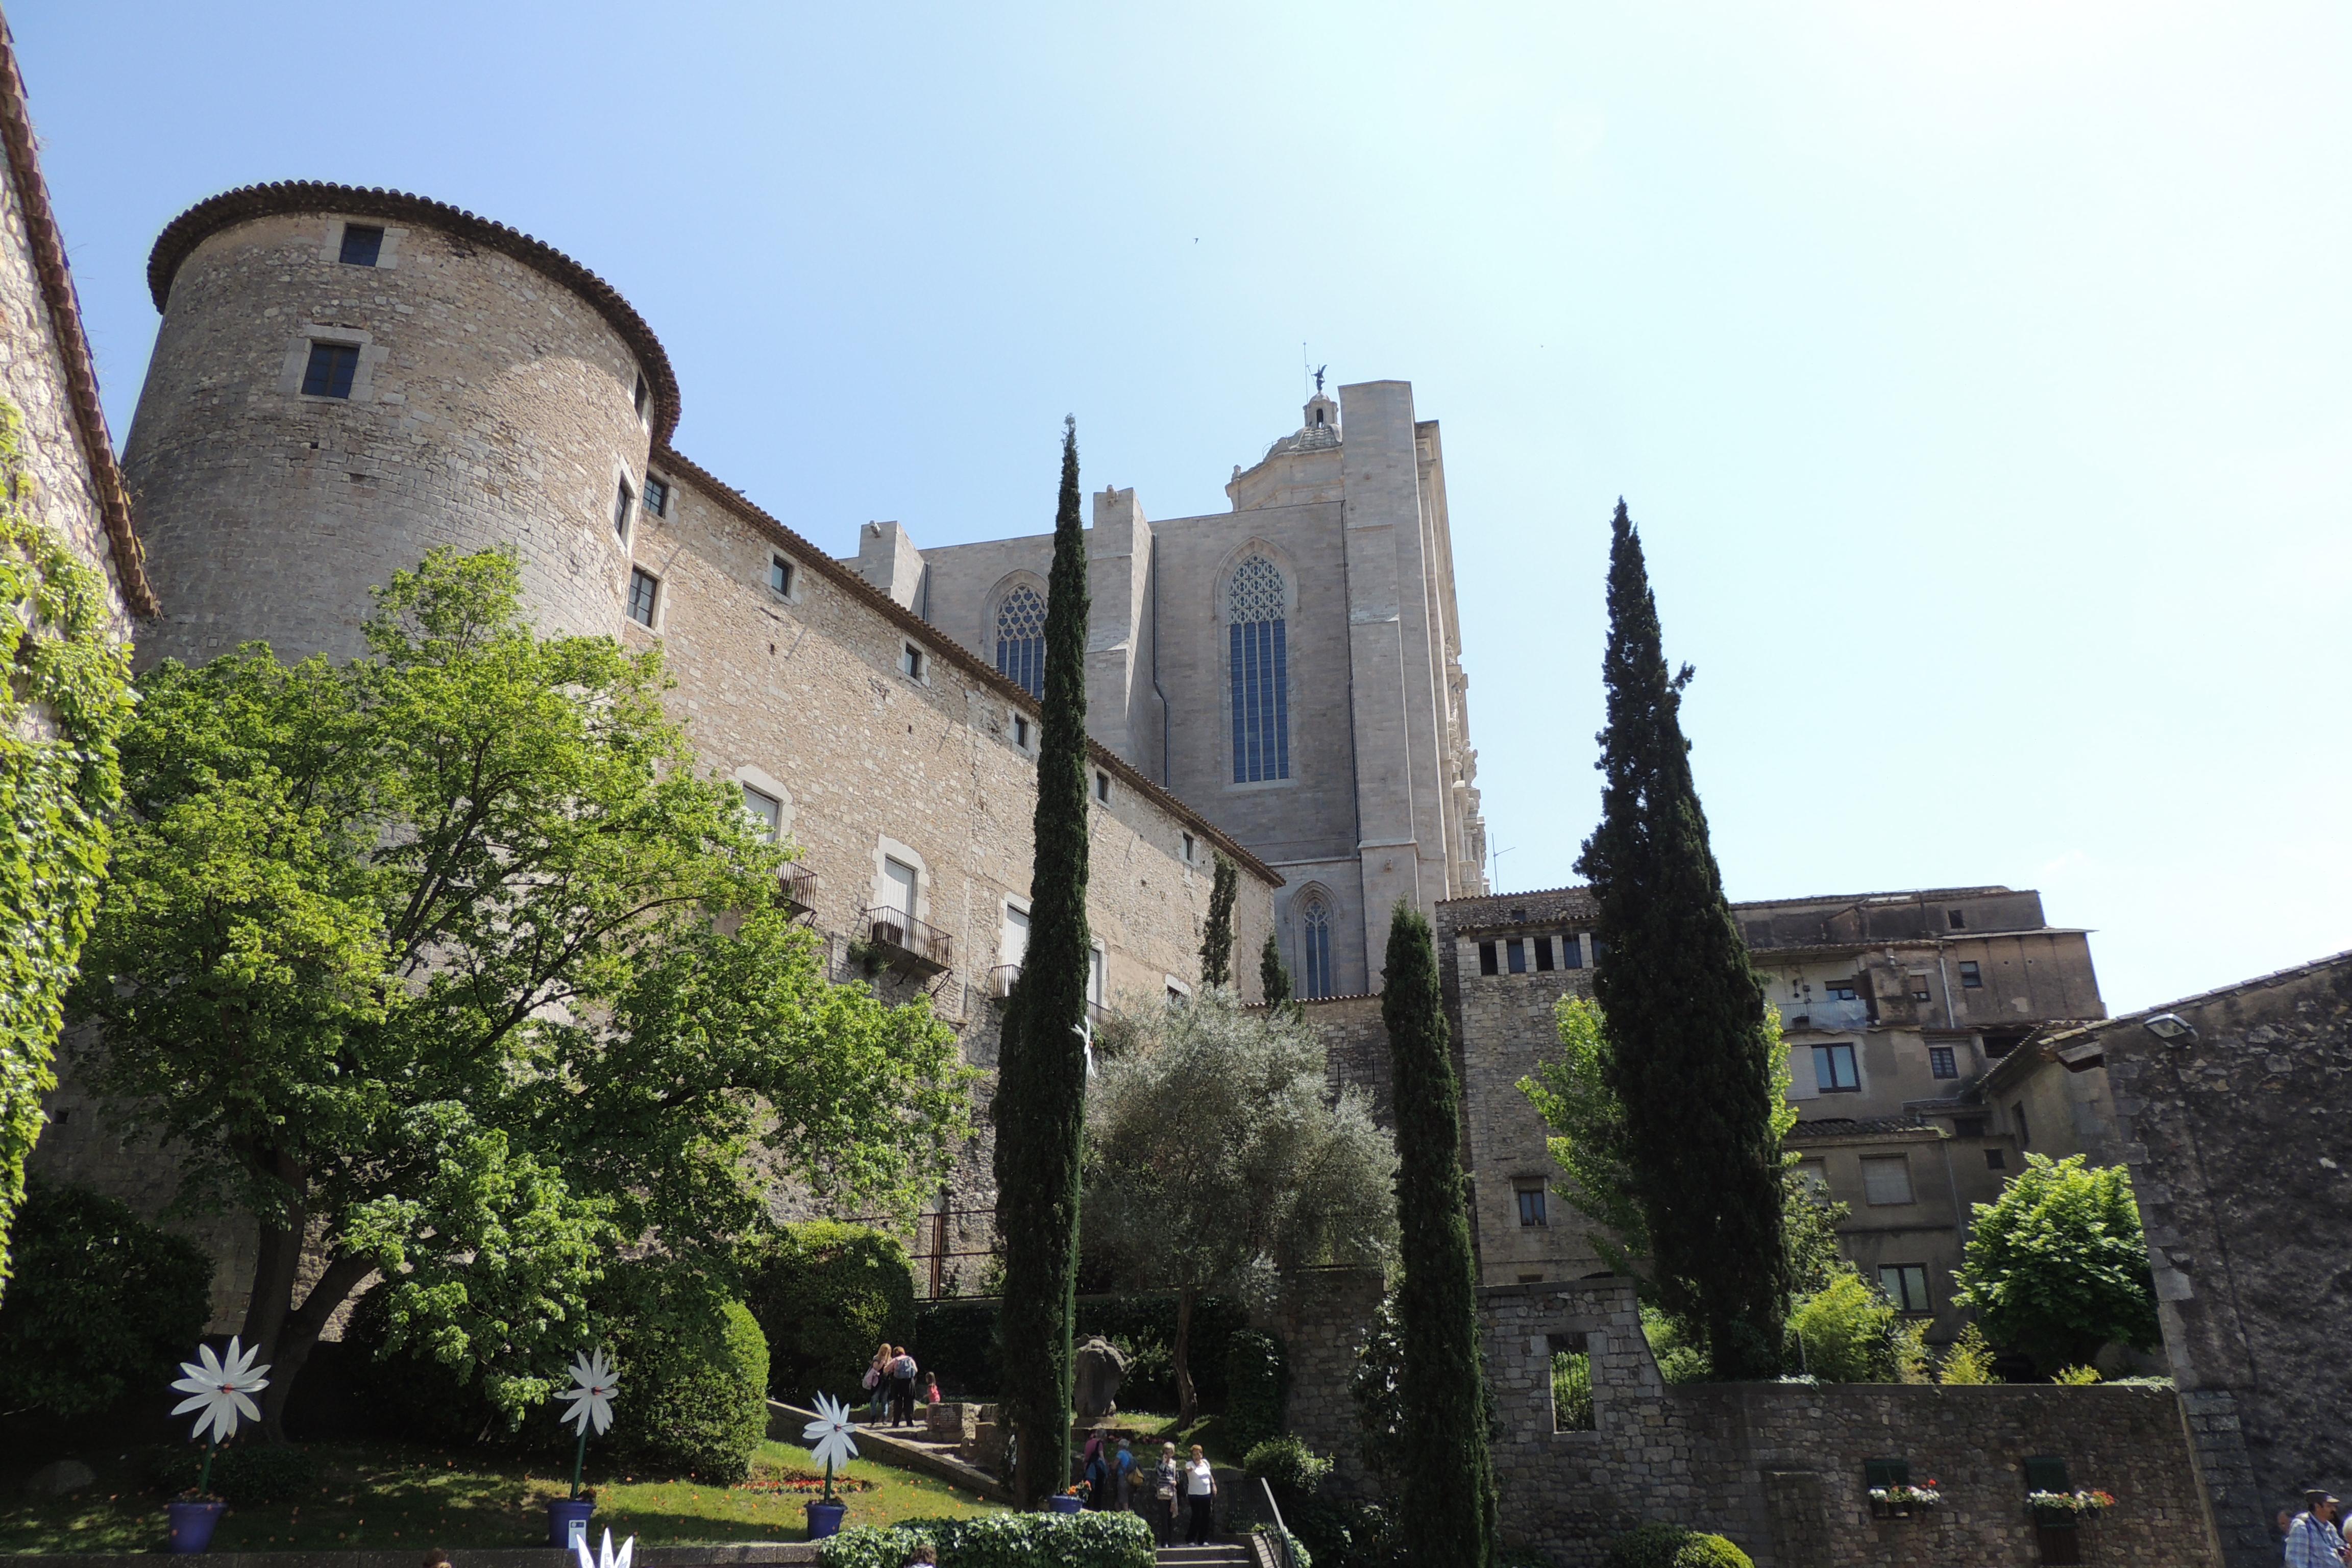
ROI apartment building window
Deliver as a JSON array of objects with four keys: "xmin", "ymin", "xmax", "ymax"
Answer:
[
  {"xmin": 1861, "ymin": 1155, "xmax": 1915, "ymax": 1206},
  {"xmin": 1559, "ymin": 933, "xmax": 1584, "ymax": 969},
  {"xmin": 740, "ymin": 785, "xmax": 782, "ymax": 841},
  {"xmin": 1908, "ymin": 973, "xmax": 1932, "ymax": 1000},
  {"xmin": 1514, "ymin": 1181, "xmax": 1548, "ymax": 1228},
  {"xmin": 1953, "ymin": 1116, "xmax": 1987, "ymax": 1138},
  {"xmin": 994, "ymin": 585, "xmax": 1046, "ymax": 698},
  {"xmin": 1798, "ymin": 1160, "xmax": 1829, "ymax": 1195},
  {"xmin": 1948, "ymin": 908, "xmax": 1967, "ymax": 929},
  {"xmin": 901, "ymin": 643, "xmax": 925, "ymax": 680},
  {"xmin": 626, "ymin": 567, "xmax": 659, "ymax": 627},
  {"xmin": 1478, "ymin": 941, "xmax": 1499, "ymax": 976},
  {"xmin": 1985, "ymin": 1147, "xmax": 2006, "ymax": 1170},
  {"xmin": 1812, "ymin": 1042, "xmax": 1860, "ymax": 1093},
  {"xmin": 1878, "ymin": 1264, "xmax": 1931, "ymax": 1314},
  {"xmin": 1228, "ymin": 554, "xmax": 1291, "ymax": 782},
  {"xmin": 1506, "ymin": 938, "xmax": 1527, "ymax": 974},
  {"xmin": 1533, "ymin": 935, "xmax": 1555, "ymax": 972},
  {"xmin": 1000, "ymin": 902, "xmax": 1030, "ymax": 978},
  {"xmin": 1300, "ymin": 894, "xmax": 1334, "ymax": 999},
  {"xmin": 1095, "ymin": 771, "xmax": 1112, "ymax": 804},
  {"xmin": 1826, "ymin": 982, "xmax": 1858, "ymax": 1001},
  {"xmin": 1929, "ymin": 1045, "xmax": 1958, "ymax": 1079},
  {"xmin": 301, "ymin": 341, "xmax": 360, "ymax": 399},
  {"xmin": 613, "ymin": 477, "xmax": 634, "ymax": 540},
  {"xmin": 337, "ymin": 224, "xmax": 384, "ymax": 266},
  {"xmin": 769, "ymin": 554, "xmax": 793, "ymax": 596},
  {"xmin": 1959, "ymin": 960, "xmax": 1983, "ymax": 988}
]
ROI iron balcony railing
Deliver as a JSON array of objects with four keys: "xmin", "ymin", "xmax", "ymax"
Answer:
[{"xmin": 861, "ymin": 906, "xmax": 954, "ymax": 977}]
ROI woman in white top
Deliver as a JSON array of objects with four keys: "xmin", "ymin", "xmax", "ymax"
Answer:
[{"xmin": 1182, "ymin": 1443, "xmax": 1217, "ymax": 1544}]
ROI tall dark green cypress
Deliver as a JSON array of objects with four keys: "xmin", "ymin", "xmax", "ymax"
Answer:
[
  {"xmin": 1260, "ymin": 930, "xmax": 1292, "ymax": 1009},
  {"xmin": 1382, "ymin": 902, "xmax": 1496, "ymax": 1568},
  {"xmin": 1197, "ymin": 855, "xmax": 1238, "ymax": 988},
  {"xmin": 1576, "ymin": 500, "xmax": 1786, "ymax": 1378},
  {"xmin": 993, "ymin": 418, "xmax": 1091, "ymax": 1506}
]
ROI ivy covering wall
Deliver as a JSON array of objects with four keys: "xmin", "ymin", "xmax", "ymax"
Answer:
[{"xmin": 0, "ymin": 398, "xmax": 134, "ymax": 1293}]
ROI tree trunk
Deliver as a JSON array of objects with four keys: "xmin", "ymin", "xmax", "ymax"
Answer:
[
  {"xmin": 238, "ymin": 1203, "xmax": 307, "ymax": 1355},
  {"xmin": 256, "ymin": 1252, "xmax": 374, "ymax": 1441},
  {"xmin": 1172, "ymin": 1287, "xmax": 1197, "ymax": 1429}
]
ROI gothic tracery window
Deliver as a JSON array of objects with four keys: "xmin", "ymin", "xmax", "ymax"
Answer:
[
  {"xmin": 995, "ymin": 584, "xmax": 1046, "ymax": 698},
  {"xmin": 1300, "ymin": 892, "xmax": 1333, "ymax": 999},
  {"xmin": 1228, "ymin": 555, "xmax": 1289, "ymax": 782}
]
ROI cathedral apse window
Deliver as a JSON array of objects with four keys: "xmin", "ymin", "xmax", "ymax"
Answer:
[
  {"xmin": 1227, "ymin": 555, "xmax": 1290, "ymax": 782},
  {"xmin": 1299, "ymin": 892, "xmax": 1333, "ymax": 998},
  {"xmin": 995, "ymin": 585, "xmax": 1046, "ymax": 698}
]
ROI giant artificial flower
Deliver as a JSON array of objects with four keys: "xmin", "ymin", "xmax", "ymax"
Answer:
[
  {"xmin": 575, "ymin": 1527, "xmax": 634, "ymax": 1568},
  {"xmin": 170, "ymin": 1337, "xmax": 270, "ymax": 1444},
  {"xmin": 556, "ymin": 1349, "xmax": 618, "ymax": 1438},
  {"xmin": 802, "ymin": 1392, "xmax": 861, "ymax": 1477}
]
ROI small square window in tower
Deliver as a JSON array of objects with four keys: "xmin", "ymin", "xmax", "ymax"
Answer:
[
  {"xmin": 1228, "ymin": 555, "xmax": 1290, "ymax": 782},
  {"xmin": 301, "ymin": 342, "xmax": 360, "ymax": 399},
  {"xmin": 769, "ymin": 555, "xmax": 793, "ymax": 596},
  {"xmin": 901, "ymin": 644, "xmax": 925, "ymax": 680},
  {"xmin": 613, "ymin": 477, "xmax": 634, "ymax": 540},
  {"xmin": 338, "ymin": 224, "xmax": 384, "ymax": 266},
  {"xmin": 643, "ymin": 476, "xmax": 670, "ymax": 518},
  {"xmin": 1095, "ymin": 772, "xmax": 1111, "ymax": 804},
  {"xmin": 1513, "ymin": 1181, "xmax": 1547, "ymax": 1228},
  {"xmin": 626, "ymin": 567, "xmax": 658, "ymax": 628}
]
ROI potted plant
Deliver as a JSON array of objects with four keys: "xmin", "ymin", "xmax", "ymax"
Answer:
[
  {"xmin": 551, "ymin": 1349, "xmax": 619, "ymax": 1549},
  {"xmin": 1868, "ymin": 1481, "xmax": 1944, "ymax": 1520},
  {"xmin": 2029, "ymin": 1488, "xmax": 2117, "ymax": 1520},
  {"xmin": 801, "ymin": 1393, "xmax": 860, "ymax": 1538},
  {"xmin": 165, "ymin": 1337, "xmax": 270, "ymax": 1554},
  {"xmin": 1048, "ymin": 1483, "xmax": 1086, "ymax": 1514}
]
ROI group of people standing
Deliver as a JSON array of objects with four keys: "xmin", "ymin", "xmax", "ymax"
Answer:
[
  {"xmin": 1078, "ymin": 1430, "xmax": 1218, "ymax": 1545},
  {"xmin": 862, "ymin": 1343, "xmax": 937, "ymax": 1428}
]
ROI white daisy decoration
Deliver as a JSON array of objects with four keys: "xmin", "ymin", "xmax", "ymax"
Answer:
[
  {"xmin": 574, "ymin": 1526, "xmax": 635, "ymax": 1568},
  {"xmin": 801, "ymin": 1391, "xmax": 861, "ymax": 1482},
  {"xmin": 170, "ymin": 1336, "xmax": 271, "ymax": 1444},
  {"xmin": 555, "ymin": 1348, "xmax": 619, "ymax": 1438}
]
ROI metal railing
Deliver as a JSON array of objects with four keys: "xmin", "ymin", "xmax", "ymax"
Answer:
[
  {"xmin": 777, "ymin": 863, "xmax": 817, "ymax": 918},
  {"xmin": 861, "ymin": 906, "xmax": 954, "ymax": 974}
]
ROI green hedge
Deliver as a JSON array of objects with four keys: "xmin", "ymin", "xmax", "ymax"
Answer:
[
  {"xmin": 1223, "ymin": 1328, "xmax": 1289, "ymax": 1454},
  {"xmin": 913, "ymin": 1293, "xmax": 1251, "ymax": 1407},
  {"xmin": 745, "ymin": 1221, "xmax": 915, "ymax": 1404},
  {"xmin": 149, "ymin": 1442, "xmax": 321, "ymax": 1504},
  {"xmin": 1603, "ymin": 1525, "xmax": 1753, "ymax": 1568},
  {"xmin": 818, "ymin": 1511, "xmax": 1155, "ymax": 1568},
  {"xmin": 0, "ymin": 1179, "xmax": 212, "ymax": 1417},
  {"xmin": 607, "ymin": 1297, "xmax": 770, "ymax": 1482},
  {"xmin": 1243, "ymin": 1436, "xmax": 1331, "ymax": 1504}
]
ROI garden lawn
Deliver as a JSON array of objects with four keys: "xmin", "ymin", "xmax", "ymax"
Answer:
[{"xmin": 0, "ymin": 1439, "xmax": 1002, "ymax": 1553}]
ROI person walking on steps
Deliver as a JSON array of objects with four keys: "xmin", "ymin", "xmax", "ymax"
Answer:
[
  {"xmin": 1182, "ymin": 1443, "xmax": 1217, "ymax": 1545},
  {"xmin": 1150, "ymin": 1442, "xmax": 1181, "ymax": 1546},
  {"xmin": 887, "ymin": 1345, "xmax": 919, "ymax": 1427},
  {"xmin": 2286, "ymin": 1492, "xmax": 2347, "ymax": 1568},
  {"xmin": 863, "ymin": 1343, "xmax": 891, "ymax": 1424}
]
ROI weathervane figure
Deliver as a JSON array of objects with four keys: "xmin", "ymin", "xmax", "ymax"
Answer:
[{"xmin": 1313, "ymin": 364, "xmax": 1328, "ymax": 394}]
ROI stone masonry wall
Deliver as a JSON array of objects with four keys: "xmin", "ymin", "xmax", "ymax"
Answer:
[
  {"xmin": 2091, "ymin": 954, "xmax": 2352, "ymax": 1567},
  {"xmin": 1483, "ymin": 1280, "xmax": 2217, "ymax": 1568}
]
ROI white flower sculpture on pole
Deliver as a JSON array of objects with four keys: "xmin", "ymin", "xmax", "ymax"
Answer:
[
  {"xmin": 575, "ymin": 1526, "xmax": 635, "ymax": 1568},
  {"xmin": 555, "ymin": 1349, "xmax": 618, "ymax": 1501},
  {"xmin": 801, "ymin": 1392, "xmax": 861, "ymax": 1504},
  {"xmin": 169, "ymin": 1337, "xmax": 270, "ymax": 1497}
]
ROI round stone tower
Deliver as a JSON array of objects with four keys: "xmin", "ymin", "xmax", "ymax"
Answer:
[{"xmin": 122, "ymin": 181, "xmax": 679, "ymax": 665}]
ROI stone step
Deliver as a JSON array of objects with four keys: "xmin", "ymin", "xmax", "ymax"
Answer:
[{"xmin": 1156, "ymin": 1549, "xmax": 1254, "ymax": 1567}]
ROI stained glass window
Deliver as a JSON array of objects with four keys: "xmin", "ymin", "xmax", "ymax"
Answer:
[
  {"xmin": 1228, "ymin": 556, "xmax": 1289, "ymax": 782},
  {"xmin": 995, "ymin": 585, "xmax": 1046, "ymax": 697}
]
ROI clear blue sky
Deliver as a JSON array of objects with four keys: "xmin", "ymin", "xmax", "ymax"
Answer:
[{"xmin": 16, "ymin": 2, "xmax": 2348, "ymax": 1012}]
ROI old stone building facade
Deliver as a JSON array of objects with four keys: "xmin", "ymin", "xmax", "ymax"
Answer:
[{"xmin": 854, "ymin": 383, "xmax": 1490, "ymax": 1000}]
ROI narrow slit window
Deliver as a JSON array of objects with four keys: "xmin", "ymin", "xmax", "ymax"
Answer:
[
  {"xmin": 338, "ymin": 224, "xmax": 384, "ymax": 266},
  {"xmin": 1534, "ymin": 936, "xmax": 1555, "ymax": 972},
  {"xmin": 1506, "ymin": 937, "xmax": 1527, "ymax": 974},
  {"xmin": 769, "ymin": 555, "xmax": 794, "ymax": 596},
  {"xmin": 1478, "ymin": 941, "xmax": 1498, "ymax": 976},
  {"xmin": 626, "ymin": 567, "xmax": 659, "ymax": 628},
  {"xmin": 1548, "ymin": 1333, "xmax": 1593, "ymax": 1432},
  {"xmin": 633, "ymin": 373, "xmax": 650, "ymax": 418},
  {"xmin": 301, "ymin": 342, "xmax": 360, "ymax": 399},
  {"xmin": 1096, "ymin": 771, "xmax": 1112, "ymax": 804},
  {"xmin": 612, "ymin": 477, "xmax": 634, "ymax": 540},
  {"xmin": 902, "ymin": 643, "xmax": 925, "ymax": 680}
]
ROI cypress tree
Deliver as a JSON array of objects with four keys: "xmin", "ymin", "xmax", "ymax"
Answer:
[
  {"xmin": 992, "ymin": 417, "xmax": 1091, "ymax": 1506},
  {"xmin": 1382, "ymin": 902, "xmax": 1497, "ymax": 1568},
  {"xmin": 1576, "ymin": 499, "xmax": 1787, "ymax": 1378},
  {"xmin": 1260, "ymin": 931, "xmax": 1292, "ymax": 1009},
  {"xmin": 1197, "ymin": 854, "xmax": 1238, "ymax": 988}
]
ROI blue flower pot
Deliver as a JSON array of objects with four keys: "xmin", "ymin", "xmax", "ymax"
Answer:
[
  {"xmin": 805, "ymin": 1500, "xmax": 848, "ymax": 1538},
  {"xmin": 168, "ymin": 1500, "xmax": 227, "ymax": 1554},
  {"xmin": 548, "ymin": 1497, "xmax": 596, "ymax": 1550},
  {"xmin": 1047, "ymin": 1493, "xmax": 1084, "ymax": 1514}
]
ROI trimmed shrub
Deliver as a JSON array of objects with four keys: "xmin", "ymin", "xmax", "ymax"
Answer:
[
  {"xmin": 1243, "ymin": 1435, "xmax": 1333, "ymax": 1503},
  {"xmin": 1223, "ymin": 1328, "xmax": 1289, "ymax": 1453},
  {"xmin": 609, "ymin": 1297, "xmax": 771, "ymax": 1481},
  {"xmin": 819, "ymin": 1511, "xmax": 1155, "ymax": 1568},
  {"xmin": 746, "ymin": 1221, "xmax": 915, "ymax": 1405},
  {"xmin": 1290, "ymin": 1499, "xmax": 1398, "ymax": 1568},
  {"xmin": 149, "ymin": 1442, "xmax": 322, "ymax": 1504},
  {"xmin": 1603, "ymin": 1525, "xmax": 1752, "ymax": 1568},
  {"xmin": 0, "ymin": 1179, "xmax": 212, "ymax": 1416}
]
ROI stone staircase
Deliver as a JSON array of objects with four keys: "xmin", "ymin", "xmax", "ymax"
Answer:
[{"xmin": 1156, "ymin": 1545, "xmax": 1256, "ymax": 1568}]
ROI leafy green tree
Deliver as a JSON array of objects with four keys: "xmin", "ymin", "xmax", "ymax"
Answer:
[
  {"xmin": 1952, "ymin": 1154, "xmax": 2159, "ymax": 1372},
  {"xmin": 0, "ymin": 402, "xmax": 135, "ymax": 1291},
  {"xmin": 1576, "ymin": 501, "xmax": 1786, "ymax": 1379},
  {"xmin": 0, "ymin": 1178, "xmax": 212, "ymax": 1416},
  {"xmin": 1261, "ymin": 931, "xmax": 1293, "ymax": 1009},
  {"xmin": 1198, "ymin": 855, "xmax": 1239, "ymax": 988},
  {"xmin": 74, "ymin": 549, "xmax": 968, "ymax": 1434},
  {"xmin": 993, "ymin": 419, "xmax": 1092, "ymax": 1506},
  {"xmin": 1084, "ymin": 990, "xmax": 1395, "ymax": 1424},
  {"xmin": 1784, "ymin": 1272, "xmax": 1925, "ymax": 1383},
  {"xmin": 1382, "ymin": 902, "xmax": 1497, "ymax": 1568}
]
